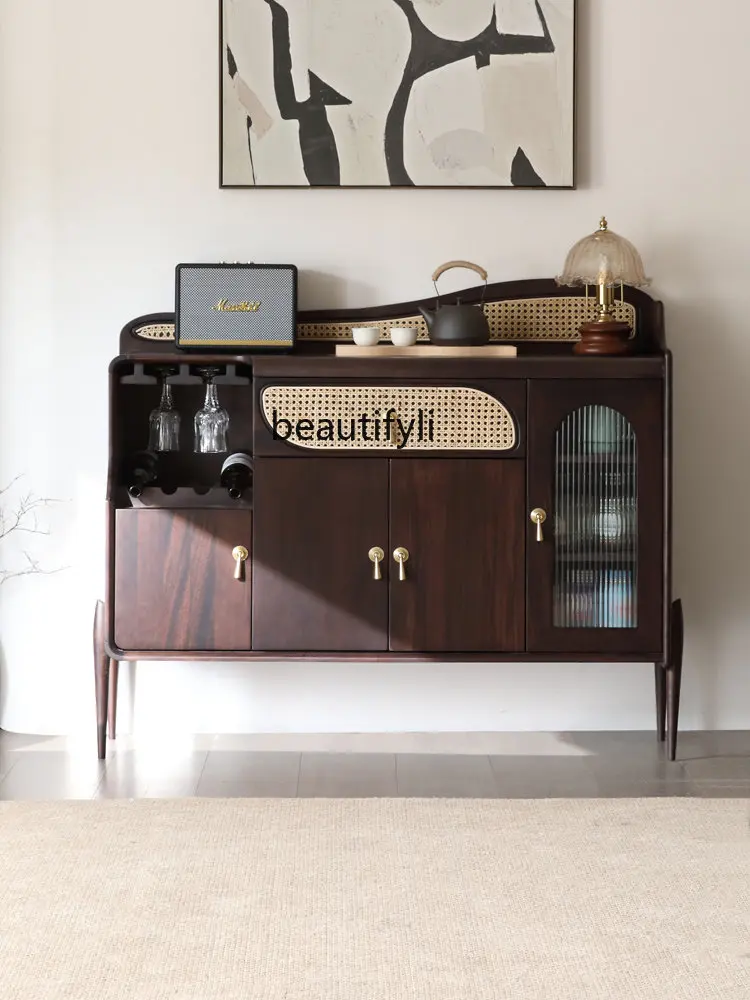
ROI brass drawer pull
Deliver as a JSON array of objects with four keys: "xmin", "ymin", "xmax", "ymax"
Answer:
[
  {"xmin": 232, "ymin": 545, "xmax": 249, "ymax": 581},
  {"xmin": 530, "ymin": 509, "xmax": 547, "ymax": 543},
  {"xmin": 393, "ymin": 547, "xmax": 409, "ymax": 581},
  {"xmin": 369, "ymin": 546, "xmax": 385, "ymax": 580}
]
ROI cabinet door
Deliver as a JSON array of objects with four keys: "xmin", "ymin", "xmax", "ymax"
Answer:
[
  {"xmin": 114, "ymin": 509, "xmax": 252, "ymax": 651},
  {"xmin": 252, "ymin": 458, "xmax": 389, "ymax": 651},
  {"xmin": 527, "ymin": 380, "xmax": 664, "ymax": 655},
  {"xmin": 389, "ymin": 459, "xmax": 525, "ymax": 652}
]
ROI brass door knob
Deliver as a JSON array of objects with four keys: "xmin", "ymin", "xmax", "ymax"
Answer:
[
  {"xmin": 369, "ymin": 546, "xmax": 385, "ymax": 580},
  {"xmin": 530, "ymin": 509, "xmax": 547, "ymax": 543},
  {"xmin": 393, "ymin": 547, "xmax": 410, "ymax": 581},
  {"xmin": 232, "ymin": 545, "xmax": 249, "ymax": 581}
]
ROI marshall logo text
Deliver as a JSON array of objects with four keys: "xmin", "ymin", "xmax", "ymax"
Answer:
[{"xmin": 212, "ymin": 299, "xmax": 261, "ymax": 312}]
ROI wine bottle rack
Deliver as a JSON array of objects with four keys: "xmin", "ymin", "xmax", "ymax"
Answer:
[
  {"xmin": 128, "ymin": 487, "xmax": 252, "ymax": 510},
  {"xmin": 110, "ymin": 357, "xmax": 254, "ymax": 507}
]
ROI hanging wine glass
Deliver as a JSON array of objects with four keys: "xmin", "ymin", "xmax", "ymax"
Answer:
[
  {"xmin": 194, "ymin": 367, "xmax": 229, "ymax": 454},
  {"xmin": 148, "ymin": 367, "xmax": 181, "ymax": 452}
]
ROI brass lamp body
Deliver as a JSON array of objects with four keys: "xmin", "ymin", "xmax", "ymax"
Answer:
[{"xmin": 575, "ymin": 281, "xmax": 632, "ymax": 356}]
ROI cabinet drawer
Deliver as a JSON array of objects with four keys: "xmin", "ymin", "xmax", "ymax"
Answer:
[{"xmin": 114, "ymin": 509, "xmax": 252, "ymax": 651}]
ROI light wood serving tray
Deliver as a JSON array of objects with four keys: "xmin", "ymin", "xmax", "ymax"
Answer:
[{"xmin": 335, "ymin": 344, "xmax": 518, "ymax": 358}]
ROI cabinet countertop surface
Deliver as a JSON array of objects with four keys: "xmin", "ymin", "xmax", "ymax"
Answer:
[{"xmin": 250, "ymin": 355, "xmax": 666, "ymax": 379}]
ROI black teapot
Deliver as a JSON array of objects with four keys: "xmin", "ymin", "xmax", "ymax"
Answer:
[{"xmin": 419, "ymin": 260, "xmax": 491, "ymax": 346}]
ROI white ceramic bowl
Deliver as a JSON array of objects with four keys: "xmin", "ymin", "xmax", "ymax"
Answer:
[
  {"xmin": 390, "ymin": 326, "xmax": 418, "ymax": 347},
  {"xmin": 351, "ymin": 326, "xmax": 380, "ymax": 347}
]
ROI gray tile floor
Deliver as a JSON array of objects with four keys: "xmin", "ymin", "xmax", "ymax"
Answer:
[{"xmin": 2, "ymin": 730, "xmax": 750, "ymax": 800}]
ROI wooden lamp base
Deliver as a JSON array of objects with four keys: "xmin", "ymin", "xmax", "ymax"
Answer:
[{"xmin": 574, "ymin": 319, "xmax": 633, "ymax": 356}]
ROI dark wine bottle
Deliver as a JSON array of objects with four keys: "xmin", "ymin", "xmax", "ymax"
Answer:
[
  {"xmin": 125, "ymin": 450, "xmax": 159, "ymax": 498},
  {"xmin": 220, "ymin": 452, "xmax": 253, "ymax": 499}
]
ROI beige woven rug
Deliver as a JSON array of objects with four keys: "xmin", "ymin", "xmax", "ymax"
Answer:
[{"xmin": 2, "ymin": 798, "xmax": 749, "ymax": 999}]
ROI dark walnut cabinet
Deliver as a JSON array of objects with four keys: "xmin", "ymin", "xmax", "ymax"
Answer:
[
  {"xmin": 388, "ymin": 459, "xmax": 525, "ymax": 653},
  {"xmin": 95, "ymin": 279, "xmax": 682, "ymax": 762},
  {"xmin": 114, "ymin": 509, "xmax": 252, "ymax": 651},
  {"xmin": 253, "ymin": 457, "xmax": 525, "ymax": 653},
  {"xmin": 526, "ymin": 379, "xmax": 665, "ymax": 656},
  {"xmin": 252, "ymin": 458, "xmax": 389, "ymax": 652}
]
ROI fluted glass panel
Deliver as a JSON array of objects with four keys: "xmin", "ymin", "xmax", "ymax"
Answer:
[{"xmin": 553, "ymin": 406, "xmax": 637, "ymax": 628}]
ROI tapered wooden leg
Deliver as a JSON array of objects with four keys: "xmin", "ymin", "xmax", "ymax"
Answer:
[
  {"xmin": 93, "ymin": 600, "xmax": 110, "ymax": 760},
  {"xmin": 108, "ymin": 660, "xmax": 119, "ymax": 741},
  {"xmin": 654, "ymin": 662, "xmax": 666, "ymax": 742},
  {"xmin": 666, "ymin": 599, "xmax": 684, "ymax": 762}
]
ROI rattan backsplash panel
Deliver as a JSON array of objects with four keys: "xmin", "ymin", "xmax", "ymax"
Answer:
[
  {"xmin": 483, "ymin": 297, "xmax": 635, "ymax": 341},
  {"xmin": 261, "ymin": 386, "xmax": 516, "ymax": 451},
  {"xmin": 299, "ymin": 315, "xmax": 430, "ymax": 342},
  {"xmin": 131, "ymin": 297, "xmax": 636, "ymax": 343},
  {"xmin": 134, "ymin": 323, "xmax": 178, "ymax": 341}
]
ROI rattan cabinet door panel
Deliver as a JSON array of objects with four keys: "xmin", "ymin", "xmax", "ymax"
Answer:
[
  {"xmin": 253, "ymin": 380, "xmax": 526, "ymax": 458},
  {"xmin": 114, "ymin": 509, "xmax": 252, "ymax": 651},
  {"xmin": 252, "ymin": 458, "xmax": 389, "ymax": 651}
]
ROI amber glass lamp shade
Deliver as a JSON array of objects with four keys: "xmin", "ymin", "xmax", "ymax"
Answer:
[{"xmin": 557, "ymin": 218, "xmax": 650, "ymax": 355}]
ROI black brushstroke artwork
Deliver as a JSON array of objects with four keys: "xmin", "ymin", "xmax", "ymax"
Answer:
[
  {"xmin": 226, "ymin": 45, "xmax": 238, "ymax": 80},
  {"xmin": 250, "ymin": 0, "xmax": 555, "ymax": 186},
  {"xmin": 263, "ymin": 0, "xmax": 351, "ymax": 186},
  {"xmin": 227, "ymin": 46, "xmax": 256, "ymax": 183},
  {"xmin": 387, "ymin": 0, "xmax": 554, "ymax": 186},
  {"xmin": 511, "ymin": 147, "xmax": 546, "ymax": 187}
]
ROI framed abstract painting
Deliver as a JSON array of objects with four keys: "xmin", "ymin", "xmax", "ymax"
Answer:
[{"xmin": 220, "ymin": 0, "xmax": 575, "ymax": 189}]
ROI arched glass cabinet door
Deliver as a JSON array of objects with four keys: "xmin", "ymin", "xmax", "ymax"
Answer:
[
  {"xmin": 554, "ymin": 406, "xmax": 638, "ymax": 629},
  {"xmin": 527, "ymin": 380, "xmax": 664, "ymax": 656}
]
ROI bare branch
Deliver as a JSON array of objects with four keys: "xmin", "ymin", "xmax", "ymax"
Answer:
[
  {"xmin": 0, "ymin": 479, "xmax": 66, "ymax": 583},
  {"xmin": 0, "ymin": 475, "xmax": 22, "ymax": 501},
  {"xmin": 0, "ymin": 550, "xmax": 68, "ymax": 586},
  {"xmin": 0, "ymin": 566, "xmax": 66, "ymax": 586},
  {"xmin": 0, "ymin": 490, "xmax": 62, "ymax": 543}
]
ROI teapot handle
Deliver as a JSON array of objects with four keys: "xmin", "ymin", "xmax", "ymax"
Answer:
[
  {"xmin": 432, "ymin": 260, "xmax": 488, "ymax": 284},
  {"xmin": 432, "ymin": 261, "xmax": 488, "ymax": 304}
]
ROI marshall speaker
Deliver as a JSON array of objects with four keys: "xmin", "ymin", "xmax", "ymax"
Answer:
[{"xmin": 175, "ymin": 263, "xmax": 297, "ymax": 351}]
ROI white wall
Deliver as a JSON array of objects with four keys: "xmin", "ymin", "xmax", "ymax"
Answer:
[{"xmin": 1, "ymin": 0, "xmax": 749, "ymax": 736}]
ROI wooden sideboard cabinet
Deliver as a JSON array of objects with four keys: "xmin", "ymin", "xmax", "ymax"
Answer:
[{"xmin": 95, "ymin": 279, "xmax": 681, "ymax": 761}]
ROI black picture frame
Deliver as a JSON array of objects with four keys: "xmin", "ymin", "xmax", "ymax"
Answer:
[{"xmin": 219, "ymin": 0, "xmax": 577, "ymax": 191}]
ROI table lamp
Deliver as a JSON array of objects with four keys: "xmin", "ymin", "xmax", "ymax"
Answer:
[{"xmin": 557, "ymin": 217, "xmax": 650, "ymax": 355}]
